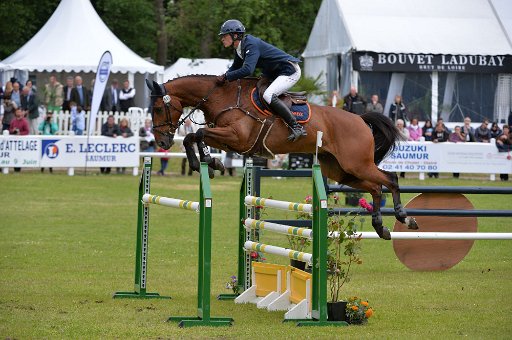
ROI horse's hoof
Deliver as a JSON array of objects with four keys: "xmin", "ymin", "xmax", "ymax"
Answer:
[
  {"xmin": 380, "ymin": 227, "xmax": 391, "ymax": 240},
  {"xmin": 405, "ymin": 216, "xmax": 419, "ymax": 230},
  {"xmin": 208, "ymin": 167, "xmax": 215, "ymax": 179}
]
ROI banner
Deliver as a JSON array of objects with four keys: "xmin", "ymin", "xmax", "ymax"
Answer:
[
  {"xmin": 88, "ymin": 51, "xmax": 113, "ymax": 135},
  {"xmin": 352, "ymin": 52, "xmax": 512, "ymax": 73},
  {"xmin": 0, "ymin": 137, "xmax": 40, "ymax": 167},
  {"xmin": 379, "ymin": 141, "xmax": 512, "ymax": 173}
]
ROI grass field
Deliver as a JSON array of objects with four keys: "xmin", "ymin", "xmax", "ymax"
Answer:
[{"xmin": 1, "ymin": 167, "xmax": 511, "ymax": 339}]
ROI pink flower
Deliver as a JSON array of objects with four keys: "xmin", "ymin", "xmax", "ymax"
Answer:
[
  {"xmin": 358, "ymin": 198, "xmax": 373, "ymax": 212},
  {"xmin": 304, "ymin": 195, "xmax": 313, "ymax": 203}
]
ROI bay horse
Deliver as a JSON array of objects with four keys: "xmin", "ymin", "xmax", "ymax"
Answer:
[{"xmin": 145, "ymin": 75, "xmax": 418, "ymax": 240}]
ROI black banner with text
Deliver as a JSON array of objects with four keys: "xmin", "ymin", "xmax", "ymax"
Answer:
[{"xmin": 352, "ymin": 51, "xmax": 512, "ymax": 73}]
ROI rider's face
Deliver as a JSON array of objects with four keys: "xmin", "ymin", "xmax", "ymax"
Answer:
[{"xmin": 220, "ymin": 34, "xmax": 233, "ymax": 48}]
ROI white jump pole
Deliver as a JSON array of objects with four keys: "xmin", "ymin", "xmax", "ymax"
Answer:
[
  {"xmin": 352, "ymin": 232, "xmax": 512, "ymax": 240},
  {"xmin": 244, "ymin": 241, "xmax": 312, "ymax": 264},
  {"xmin": 244, "ymin": 196, "xmax": 312, "ymax": 214},
  {"xmin": 142, "ymin": 193, "xmax": 199, "ymax": 212},
  {"xmin": 245, "ymin": 218, "xmax": 313, "ymax": 238}
]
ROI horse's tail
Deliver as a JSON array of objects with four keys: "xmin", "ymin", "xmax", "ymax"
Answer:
[{"xmin": 360, "ymin": 113, "xmax": 401, "ymax": 165}]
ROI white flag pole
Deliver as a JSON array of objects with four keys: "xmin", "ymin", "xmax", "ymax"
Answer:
[
  {"xmin": 315, "ymin": 131, "xmax": 323, "ymax": 164},
  {"xmin": 84, "ymin": 51, "xmax": 113, "ymax": 175}
]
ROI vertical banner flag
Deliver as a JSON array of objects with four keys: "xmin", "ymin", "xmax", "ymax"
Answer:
[{"xmin": 88, "ymin": 51, "xmax": 113, "ymax": 136}]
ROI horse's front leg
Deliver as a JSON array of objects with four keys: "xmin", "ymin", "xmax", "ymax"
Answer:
[
  {"xmin": 194, "ymin": 128, "xmax": 225, "ymax": 178},
  {"xmin": 183, "ymin": 133, "xmax": 200, "ymax": 173}
]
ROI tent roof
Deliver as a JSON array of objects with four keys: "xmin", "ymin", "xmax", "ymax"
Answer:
[
  {"xmin": 303, "ymin": 0, "xmax": 512, "ymax": 58},
  {"xmin": 0, "ymin": 0, "xmax": 163, "ymax": 74},
  {"xmin": 164, "ymin": 58, "xmax": 232, "ymax": 80}
]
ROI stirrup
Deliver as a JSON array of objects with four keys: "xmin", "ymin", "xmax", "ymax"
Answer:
[{"xmin": 287, "ymin": 125, "xmax": 307, "ymax": 142}]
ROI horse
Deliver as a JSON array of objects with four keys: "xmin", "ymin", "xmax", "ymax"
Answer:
[{"xmin": 145, "ymin": 75, "xmax": 418, "ymax": 240}]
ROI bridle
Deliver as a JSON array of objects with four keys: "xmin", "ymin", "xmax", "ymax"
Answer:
[{"xmin": 149, "ymin": 82, "xmax": 218, "ymax": 138}]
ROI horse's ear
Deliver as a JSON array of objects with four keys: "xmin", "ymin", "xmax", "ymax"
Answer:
[
  {"xmin": 152, "ymin": 81, "xmax": 163, "ymax": 95},
  {"xmin": 145, "ymin": 79, "xmax": 154, "ymax": 92}
]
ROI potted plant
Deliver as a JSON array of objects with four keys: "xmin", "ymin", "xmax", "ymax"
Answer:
[
  {"xmin": 344, "ymin": 192, "xmax": 363, "ymax": 206},
  {"xmin": 325, "ymin": 195, "xmax": 374, "ymax": 322},
  {"xmin": 345, "ymin": 296, "xmax": 374, "ymax": 324}
]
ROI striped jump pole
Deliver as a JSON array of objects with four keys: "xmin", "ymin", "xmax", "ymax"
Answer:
[
  {"xmin": 244, "ymin": 218, "xmax": 312, "ymax": 239},
  {"xmin": 244, "ymin": 241, "xmax": 313, "ymax": 264},
  {"xmin": 245, "ymin": 195, "xmax": 313, "ymax": 214},
  {"xmin": 114, "ymin": 157, "xmax": 232, "ymax": 327},
  {"xmin": 142, "ymin": 194, "xmax": 199, "ymax": 212}
]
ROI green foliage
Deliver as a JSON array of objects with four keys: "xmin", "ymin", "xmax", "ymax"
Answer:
[{"xmin": 94, "ymin": 0, "xmax": 157, "ymax": 61}]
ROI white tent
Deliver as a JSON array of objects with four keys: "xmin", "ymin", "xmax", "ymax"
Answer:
[
  {"xmin": 0, "ymin": 0, "xmax": 163, "ymax": 107},
  {"xmin": 164, "ymin": 58, "xmax": 232, "ymax": 81},
  {"xmin": 303, "ymin": 0, "xmax": 512, "ymax": 122}
]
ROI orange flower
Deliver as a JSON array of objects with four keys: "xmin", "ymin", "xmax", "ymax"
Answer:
[
  {"xmin": 365, "ymin": 308, "xmax": 373, "ymax": 318},
  {"xmin": 361, "ymin": 301, "xmax": 369, "ymax": 307},
  {"xmin": 351, "ymin": 305, "xmax": 359, "ymax": 311}
]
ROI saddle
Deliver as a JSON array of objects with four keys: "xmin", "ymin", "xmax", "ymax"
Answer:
[{"xmin": 256, "ymin": 77, "xmax": 308, "ymax": 112}]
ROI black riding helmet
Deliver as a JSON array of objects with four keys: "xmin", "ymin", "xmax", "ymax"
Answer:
[{"xmin": 218, "ymin": 19, "xmax": 245, "ymax": 40}]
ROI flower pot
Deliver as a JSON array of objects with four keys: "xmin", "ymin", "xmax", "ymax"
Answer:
[
  {"xmin": 345, "ymin": 197, "xmax": 360, "ymax": 206},
  {"xmin": 327, "ymin": 301, "xmax": 348, "ymax": 322},
  {"xmin": 290, "ymin": 259, "xmax": 306, "ymax": 271}
]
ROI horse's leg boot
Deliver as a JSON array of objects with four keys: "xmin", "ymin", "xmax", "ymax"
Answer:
[{"xmin": 269, "ymin": 94, "xmax": 306, "ymax": 142}]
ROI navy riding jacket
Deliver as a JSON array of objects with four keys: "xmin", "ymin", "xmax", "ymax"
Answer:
[{"xmin": 225, "ymin": 34, "xmax": 301, "ymax": 81}]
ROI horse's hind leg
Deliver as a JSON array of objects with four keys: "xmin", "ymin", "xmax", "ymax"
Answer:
[
  {"xmin": 378, "ymin": 169, "xmax": 418, "ymax": 229},
  {"xmin": 342, "ymin": 177, "xmax": 391, "ymax": 240}
]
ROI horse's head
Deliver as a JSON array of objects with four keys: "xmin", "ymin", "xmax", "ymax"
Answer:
[{"xmin": 146, "ymin": 79, "xmax": 183, "ymax": 150}]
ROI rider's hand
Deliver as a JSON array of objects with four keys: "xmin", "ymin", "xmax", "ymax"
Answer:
[{"xmin": 216, "ymin": 74, "xmax": 226, "ymax": 86}]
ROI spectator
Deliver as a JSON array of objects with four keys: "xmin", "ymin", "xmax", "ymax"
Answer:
[
  {"xmin": 157, "ymin": 147, "xmax": 169, "ymax": 176},
  {"xmin": 2, "ymin": 95, "xmax": 17, "ymax": 132},
  {"xmin": 490, "ymin": 122, "xmax": 502, "ymax": 139},
  {"xmin": 365, "ymin": 94, "xmax": 383, "ymax": 114},
  {"xmin": 21, "ymin": 86, "xmax": 39, "ymax": 135},
  {"xmin": 179, "ymin": 119, "xmax": 195, "ymax": 176},
  {"xmin": 449, "ymin": 125, "xmax": 467, "ymax": 178},
  {"xmin": 101, "ymin": 79, "xmax": 121, "ymax": 112},
  {"xmin": 406, "ymin": 118, "xmax": 422, "ymax": 141},
  {"xmin": 9, "ymin": 107, "xmax": 29, "ymax": 136},
  {"xmin": 474, "ymin": 119, "xmax": 491, "ymax": 142},
  {"xmin": 422, "ymin": 119, "xmax": 434, "ymax": 141},
  {"xmin": 25, "ymin": 80, "xmax": 36, "ymax": 94},
  {"xmin": 119, "ymin": 79, "xmax": 136, "ymax": 113},
  {"xmin": 330, "ymin": 90, "xmax": 341, "ymax": 108},
  {"xmin": 100, "ymin": 115, "xmax": 121, "ymax": 174},
  {"xmin": 70, "ymin": 103, "xmax": 86, "ymax": 135},
  {"xmin": 38, "ymin": 111, "xmax": 58, "ymax": 173},
  {"xmin": 9, "ymin": 108, "xmax": 29, "ymax": 172},
  {"xmin": 139, "ymin": 118, "xmax": 156, "ymax": 152},
  {"xmin": 44, "ymin": 75, "xmax": 64, "ymax": 114},
  {"xmin": 62, "ymin": 76, "xmax": 74, "ymax": 112},
  {"xmin": 389, "ymin": 95, "xmax": 407, "ymax": 123},
  {"xmin": 437, "ymin": 117, "xmax": 451, "ymax": 133},
  {"xmin": 342, "ymin": 86, "xmax": 365, "ymax": 115},
  {"xmin": 395, "ymin": 119, "xmax": 409, "ymax": 178},
  {"xmin": 429, "ymin": 121, "xmax": 450, "ymax": 178},
  {"xmin": 0, "ymin": 81, "xmax": 4, "ymax": 99},
  {"xmin": 3, "ymin": 81, "xmax": 13, "ymax": 98},
  {"xmin": 71, "ymin": 76, "xmax": 90, "ymax": 110},
  {"xmin": 38, "ymin": 111, "xmax": 59, "ymax": 135},
  {"xmin": 496, "ymin": 125, "xmax": 511, "ymax": 181},
  {"xmin": 461, "ymin": 116, "xmax": 475, "ymax": 142},
  {"xmin": 10, "ymin": 82, "xmax": 22, "ymax": 108},
  {"xmin": 116, "ymin": 117, "xmax": 134, "ymax": 174}
]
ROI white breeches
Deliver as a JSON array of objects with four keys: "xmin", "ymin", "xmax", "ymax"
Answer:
[{"xmin": 263, "ymin": 62, "xmax": 301, "ymax": 104}]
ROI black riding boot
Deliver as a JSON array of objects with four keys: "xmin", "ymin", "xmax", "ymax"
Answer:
[{"xmin": 269, "ymin": 94, "xmax": 306, "ymax": 142}]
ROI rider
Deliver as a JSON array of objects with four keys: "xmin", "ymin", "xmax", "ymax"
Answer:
[{"xmin": 216, "ymin": 19, "xmax": 306, "ymax": 142}]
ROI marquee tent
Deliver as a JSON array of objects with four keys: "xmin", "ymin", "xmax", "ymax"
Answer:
[
  {"xmin": 303, "ymin": 0, "xmax": 512, "ymax": 122},
  {"xmin": 164, "ymin": 58, "xmax": 232, "ymax": 81},
  {"xmin": 0, "ymin": 0, "xmax": 163, "ymax": 107}
]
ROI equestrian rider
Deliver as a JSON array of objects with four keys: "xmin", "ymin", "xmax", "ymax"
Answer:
[{"xmin": 216, "ymin": 19, "xmax": 306, "ymax": 142}]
